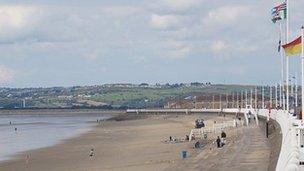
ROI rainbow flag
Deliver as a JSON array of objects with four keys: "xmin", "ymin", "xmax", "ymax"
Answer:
[{"xmin": 282, "ymin": 36, "xmax": 302, "ymax": 56}]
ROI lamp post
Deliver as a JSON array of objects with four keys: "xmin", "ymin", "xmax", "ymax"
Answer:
[{"xmin": 262, "ymin": 86, "xmax": 265, "ymax": 109}]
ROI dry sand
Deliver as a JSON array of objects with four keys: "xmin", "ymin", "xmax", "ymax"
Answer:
[{"xmin": 0, "ymin": 113, "xmax": 278, "ymax": 171}]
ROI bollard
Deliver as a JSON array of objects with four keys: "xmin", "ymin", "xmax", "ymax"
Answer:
[{"xmin": 266, "ymin": 121, "xmax": 269, "ymax": 138}]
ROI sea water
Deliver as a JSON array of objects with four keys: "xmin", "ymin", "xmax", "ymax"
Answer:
[{"xmin": 0, "ymin": 113, "xmax": 111, "ymax": 162}]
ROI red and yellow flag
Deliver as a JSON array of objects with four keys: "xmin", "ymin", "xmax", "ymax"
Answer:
[{"xmin": 282, "ymin": 36, "xmax": 302, "ymax": 56}]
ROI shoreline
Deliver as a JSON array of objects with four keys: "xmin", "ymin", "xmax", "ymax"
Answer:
[
  {"xmin": 0, "ymin": 111, "xmax": 116, "ymax": 165},
  {"xmin": 0, "ymin": 112, "xmax": 148, "ymax": 165},
  {"xmin": 0, "ymin": 125, "xmax": 94, "ymax": 164},
  {"xmin": 0, "ymin": 108, "xmax": 125, "ymax": 115}
]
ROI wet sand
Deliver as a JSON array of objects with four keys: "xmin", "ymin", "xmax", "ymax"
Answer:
[
  {"xmin": 0, "ymin": 113, "xmax": 280, "ymax": 171},
  {"xmin": 0, "ymin": 109, "xmax": 124, "ymax": 115}
]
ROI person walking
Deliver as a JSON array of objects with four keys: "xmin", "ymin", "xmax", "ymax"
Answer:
[
  {"xmin": 89, "ymin": 148, "xmax": 94, "ymax": 158},
  {"xmin": 221, "ymin": 131, "xmax": 226, "ymax": 138},
  {"xmin": 221, "ymin": 131, "xmax": 227, "ymax": 146},
  {"xmin": 216, "ymin": 136, "xmax": 221, "ymax": 148},
  {"xmin": 248, "ymin": 111, "xmax": 251, "ymax": 124}
]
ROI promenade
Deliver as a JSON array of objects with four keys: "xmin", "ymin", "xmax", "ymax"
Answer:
[
  {"xmin": 127, "ymin": 108, "xmax": 301, "ymax": 171},
  {"xmin": 168, "ymin": 124, "xmax": 272, "ymax": 171}
]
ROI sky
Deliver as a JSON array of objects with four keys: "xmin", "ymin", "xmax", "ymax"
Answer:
[{"xmin": 0, "ymin": 0, "xmax": 304, "ymax": 88}]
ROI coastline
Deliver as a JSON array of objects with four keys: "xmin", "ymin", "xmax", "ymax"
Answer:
[
  {"xmin": 0, "ymin": 113, "xmax": 223, "ymax": 171},
  {"xmin": 0, "ymin": 108, "xmax": 125, "ymax": 115},
  {"xmin": 0, "ymin": 110, "xmax": 119, "ymax": 164}
]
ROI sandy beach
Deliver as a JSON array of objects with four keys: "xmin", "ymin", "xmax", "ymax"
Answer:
[{"xmin": 0, "ymin": 112, "xmax": 279, "ymax": 171}]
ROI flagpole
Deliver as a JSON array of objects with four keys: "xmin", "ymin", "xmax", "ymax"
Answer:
[
  {"xmin": 301, "ymin": 26, "xmax": 304, "ymax": 121},
  {"xmin": 226, "ymin": 93, "xmax": 228, "ymax": 108},
  {"xmin": 219, "ymin": 94, "xmax": 222, "ymax": 109},
  {"xmin": 279, "ymin": 22, "xmax": 285, "ymax": 109},
  {"xmin": 255, "ymin": 87, "xmax": 257, "ymax": 109},
  {"xmin": 270, "ymin": 86, "xmax": 272, "ymax": 108},
  {"xmin": 275, "ymin": 84, "xmax": 278, "ymax": 108},
  {"xmin": 291, "ymin": 76, "xmax": 294, "ymax": 109},
  {"xmin": 250, "ymin": 89, "xmax": 253, "ymax": 106},
  {"xmin": 241, "ymin": 91, "xmax": 243, "ymax": 108},
  {"xmin": 262, "ymin": 86, "xmax": 265, "ymax": 108},
  {"xmin": 295, "ymin": 73, "xmax": 298, "ymax": 108},
  {"xmin": 286, "ymin": 0, "xmax": 290, "ymax": 113},
  {"xmin": 236, "ymin": 92, "xmax": 239, "ymax": 108},
  {"xmin": 245, "ymin": 90, "xmax": 248, "ymax": 106}
]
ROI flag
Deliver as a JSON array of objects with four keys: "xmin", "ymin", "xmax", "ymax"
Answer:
[
  {"xmin": 271, "ymin": 2, "xmax": 286, "ymax": 15},
  {"xmin": 282, "ymin": 36, "xmax": 302, "ymax": 56},
  {"xmin": 272, "ymin": 12, "xmax": 282, "ymax": 23},
  {"xmin": 271, "ymin": 2, "xmax": 287, "ymax": 23}
]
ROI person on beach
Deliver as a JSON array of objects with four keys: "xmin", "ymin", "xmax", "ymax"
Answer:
[
  {"xmin": 185, "ymin": 135, "xmax": 189, "ymax": 141},
  {"xmin": 216, "ymin": 136, "xmax": 221, "ymax": 148},
  {"xmin": 169, "ymin": 136, "xmax": 172, "ymax": 141},
  {"xmin": 14, "ymin": 127, "xmax": 17, "ymax": 131},
  {"xmin": 248, "ymin": 111, "xmax": 251, "ymax": 123},
  {"xmin": 221, "ymin": 131, "xmax": 227, "ymax": 146},
  {"xmin": 238, "ymin": 115, "xmax": 241, "ymax": 121},
  {"xmin": 221, "ymin": 131, "xmax": 226, "ymax": 139},
  {"xmin": 191, "ymin": 134, "xmax": 195, "ymax": 141},
  {"xmin": 89, "ymin": 149, "xmax": 94, "ymax": 157},
  {"xmin": 25, "ymin": 154, "xmax": 30, "ymax": 165},
  {"xmin": 194, "ymin": 141, "xmax": 201, "ymax": 149}
]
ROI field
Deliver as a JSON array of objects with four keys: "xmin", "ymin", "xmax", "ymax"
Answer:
[{"xmin": 0, "ymin": 84, "xmax": 260, "ymax": 109}]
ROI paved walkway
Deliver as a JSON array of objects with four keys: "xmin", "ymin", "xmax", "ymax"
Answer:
[{"xmin": 167, "ymin": 124, "xmax": 271, "ymax": 171}]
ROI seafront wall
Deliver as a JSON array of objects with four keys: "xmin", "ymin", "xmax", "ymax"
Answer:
[
  {"xmin": 257, "ymin": 109, "xmax": 299, "ymax": 171},
  {"xmin": 127, "ymin": 108, "xmax": 301, "ymax": 171}
]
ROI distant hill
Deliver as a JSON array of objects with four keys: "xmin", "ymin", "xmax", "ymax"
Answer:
[{"xmin": 0, "ymin": 83, "xmax": 264, "ymax": 109}]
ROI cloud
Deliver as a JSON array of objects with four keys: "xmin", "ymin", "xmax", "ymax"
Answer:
[
  {"xmin": 101, "ymin": 6, "xmax": 143, "ymax": 18},
  {"xmin": 0, "ymin": 6, "xmax": 40, "ymax": 41},
  {"xmin": 0, "ymin": 1, "xmax": 292, "ymax": 86},
  {"xmin": 203, "ymin": 5, "xmax": 250, "ymax": 28},
  {"xmin": 161, "ymin": 0, "xmax": 204, "ymax": 12},
  {"xmin": 0, "ymin": 65, "xmax": 15, "ymax": 85},
  {"xmin": 150, "ymin": 14, "xmax": 181, "ymax": 29},
  {"xmin": 211, "ymin": 40, "xmax": 228, "ymax": 53},
  {"xmin": 210, "ymin": 39, "xmax": 257, "ymax": 59},
  {"xmin": 160, "ymin": 40, "xmax": 191, "ymax": 58},
  {"xmin": 0, "ymin": 6, "xmax": 35, "ymax": 28}
]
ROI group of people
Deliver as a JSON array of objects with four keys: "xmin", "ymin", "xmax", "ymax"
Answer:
[
  {"xmin": 9, "ymin": 121, "xmax": 18, "ymax": 132},
  {"xmin": 247, "ymin": 110, "xmax": 256, "ymax": 124},
  {"xmin": 216, "ymin": 131, "xmax": 227, "ymax": 148},
  {"xmin": 169, "ymin": 136, "xmax": 179, "ymax": 142},
  {"xmin": 168, "ymin": 134, "xmax": 195, "ymax": 143},
  {"xmin": 96, "ymin": 119, "xmax": 103, "ymax": 124}
]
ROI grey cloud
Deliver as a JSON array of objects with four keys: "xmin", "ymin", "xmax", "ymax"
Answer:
[{"xmin": 0, "ymin": 0, "xmax": 300, "ymax": 86}]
